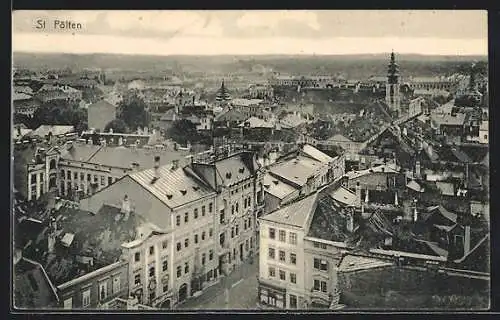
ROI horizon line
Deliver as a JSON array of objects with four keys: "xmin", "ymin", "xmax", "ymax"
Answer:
[{"xmin": 13, "ymin": 50, "xmax": 488, "ymax": 58}]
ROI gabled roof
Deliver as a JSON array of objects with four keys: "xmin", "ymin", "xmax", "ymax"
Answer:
[
  {"xmin": 263, "ymin": 173, "xmax": 299, "ymax": 200},
  {"xmin": 30, "ymin": 125, "xmax": 75, "ymax": 137},
  {"xmin": 14, "ymin": 258, "xmax": 59, "ymax": 309},
  {"xmin": 269, "ymin": 156, "xmax": 324, "ymax": 187},
  {"xmin": 337, "ymin": 254, "xmax": 393, "ymax": 273},
  {"xmin": 327, "ymin": 134, "xmax": 353, "ymax": 143},
  {"xmin": 329, "ymin": 187, "xmax": 357, "ymax": 206},
  {"xmin": 261, "ymin": 192, "xmax": 318, "ymax": 228},
  {"xmin": 129, "ymin": 164, "xmax": 216, "ymax": 209},
  {"xmin": 301, "ymin": 144, "xmax": 334, "ymax": 164},
  {"xmin": 346, "ymin": 164, "xmax": 399, "ymax": 180},
  {"xmin": 214, "ymin": 153, "xmax": 256, "ymax": 187},
  {"xmin": 88, "ymin": 99, "xmax": 116, "ymax": 110},
  {"xmin": 239, "ymin": 116, "xmax": 274, "ymax": 128},
  {"xmin": 13, "ymin": 92, "xmax": 33, "ymax": 101}
]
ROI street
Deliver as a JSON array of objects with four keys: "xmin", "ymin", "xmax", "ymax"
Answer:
[{"xmin": 178, "ymin": 256, "xmax": 259, "ymax": 310}]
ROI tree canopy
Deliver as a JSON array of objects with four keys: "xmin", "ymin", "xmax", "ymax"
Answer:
[
  {"xmin": 167, "ymin": 119, "xmax": 211, "ymax": 146},
  {"xmin": 104, "ymin": 119, "xmax": 128, "ymax": 133},
  {"xmin": 29, "ymin": 100, "xmax": 88, "ymax": 132},
  {"xmin": 117, "ymin": 94, "xmax": 150, "ymax": 131}
]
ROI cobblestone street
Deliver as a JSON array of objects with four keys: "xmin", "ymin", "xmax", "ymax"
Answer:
[{"xmin": 178, "ymin": 256, "xmax": 259, "ymax": 310}]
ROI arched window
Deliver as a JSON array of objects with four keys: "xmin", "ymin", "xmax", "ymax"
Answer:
[{"xmin": 49, "ymin": 159, "xmax": 56, "ymax": 170}]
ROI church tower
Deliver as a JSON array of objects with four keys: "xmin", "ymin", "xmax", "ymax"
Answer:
[{"xmin": 386, "ymin": 51, "xmax": 401, "ymax": 115}]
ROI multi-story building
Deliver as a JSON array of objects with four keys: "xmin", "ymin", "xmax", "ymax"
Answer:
[
  {"xmin": 16, "ymin": 140, "xmax": 190, "ymax": 201},
  {"xmin": 77, "ymin": 147, "xmax": 262, "ymax": 308}
]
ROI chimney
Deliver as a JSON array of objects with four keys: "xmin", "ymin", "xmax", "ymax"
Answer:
[
  {"xmin": 47, "ymin": 216, "xmax": 57, "ymax": 253},
  {"xmin": 415, "ymin": 161, "xmax": 421, "ymax": 178},
  {"xmin": 121, "ymin": 195, "xmax": 131, "ymax": 220},
  {"xmin": 172, "ymin": 159, "xmax": 179, "ymax": 170},
  {"xmin": 346, "ymin": 211, "xmax": 354, "ymax": 233},
  {"xmin": 355, "ymin": 182, "xmax": 362, "ymax": 207},
  {"xmin": 464, "ymin": 224, "xmax": 471, "ymax": 255},
  {"xmin": 364, "ymin": 189, "xmax": 369, "ymax": 203},
  {"xmin": 154, "ymin": 155, "xmax": 160, "ymax": 179}
]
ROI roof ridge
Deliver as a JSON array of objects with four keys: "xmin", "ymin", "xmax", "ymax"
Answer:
[{"xmin": 86, "ymin": 144, "xmax": 105, "ymax": 162}]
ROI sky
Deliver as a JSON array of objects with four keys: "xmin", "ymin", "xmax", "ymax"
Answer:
[{"xmin": 12, "ymin": 10, "xmax": 488, "ymax": 56}]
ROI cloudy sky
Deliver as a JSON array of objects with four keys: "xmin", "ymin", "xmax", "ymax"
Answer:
[{"xmin": 12, "ymin": 10, "xmax": 488, "ymax": 56}]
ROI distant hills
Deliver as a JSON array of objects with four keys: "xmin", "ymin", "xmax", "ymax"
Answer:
[{"xmin": 13, "ymin": 52, "xmax": 488, "ymax": 79}]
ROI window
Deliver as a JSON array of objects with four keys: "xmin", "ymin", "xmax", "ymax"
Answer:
[
  {"xmin": 231, "ymin": 205, "xmax": 234, "ymax": 215},
  {"xmin": 279, "ymin": 270, "xmax": 286, "ymax": 281},
  {"xmin": 80, "ymin": 172, "xmax": 85, "ymax": 180},
  {"xmin": 184, "ymin": 262, "xmax": 189, "ymax": 274},
  {"xmin": 184, "ymin": 238, "xmax": 189, "ymax": 248},
  {"xmin": 113, "ymin": 276, "xmax": 121, "ymax": 293},
  {"xmin": 100, "ymin": 176, "xmax": 105, "ymax": 186},
  {"xmin": 67, "ymin": 171, "xmax": 71, "ymax": 179},
  {"xmin": 82, "ymin": 289, "xmax": 91, "ymax": 307},
  {"xmin": 177, "ymin": 242, "xmax": 181, "ymax": 251},
  {"xmin": 202, "ymin": 253, "xmax": 206, "ymax": 265},
  {"xmin": 177, "ymin": 266, "xmax": 182, "ymax": 278},
  {"xmin": 289, "ymin": 232, "xmax": 297, "ymax": 245},
  {"xmin": 93, "ymin": 174, "xmax": 98, "ymax": 182},
  {"xmin": 184, "ymin": 212, "xmax": 189, "ymax": 223},
  {"xmin": 313, "ymin": 280, "xmax": 327, "ymax": 292},
  {"xmin": 74, "ymin": 172, "xmax": 78, "ymax": 180},
  {"xmin": 313, "ymin": 242, "xmax": 320, "ymax": 248},
  {"xmin": 134, "ymin": 252, "xmax": 141, "ymax": 262},
  {"xmin": 290, "ymin": 253, "xmax": 297, "ymax": 265},
  {"xmin": 320, "ymin": 260, "xmax": 328, "ymax": 271},
  {"xmin": 108, "ymin": 176, "xmax": 113, "ymax": 185},
  {"xmin": 290, "ymin": 273, "xmax": 297, "ymax": 284},
  {"xmin": 268, "ymin": 248, "xmax": 275, "ymax": 259},
  {"xmin": 202, "ymin": 206, "xmax": 206, "ymax": 216},
  {"xmin": 63, "ymin": 297, "xmax": 73, "ymax": 309},
  {"xmin": 149, "ymin": 291, "xmax": 156, "ymax": 302},
  {"xmin": 231, "ymin": 227, "xmax": 235, "ymax": 238},
  {"xmin": 250, "ymin": 237, "xmax": 253, "ymax": 248},
  {"xmin": 134, "ymin": 273, "xmax": 141, "ymax": 285},
  {"xmin": 194, "ymin": 234, "xmax": 199, "ymax": 244},
  {"xmin": 162, "ymin": 259, "xmax": 168, "ymax": 272},
  {"xmin": 269, "ymin": 228, "xmax": 276, "ymax": 239},
  {"xmin": 289, "ymin": 294, "xmax": 297, "ymax": 308},
  {"xmin": 279, "ymin": 230, "xmax": 286, "ymax": 242},
  {"xmin": 163, "ymin": 283, "xmax": 169, "ymax": 293},
  {"xmin": 149, "ymin": 266, "xmax": 155, "ymax": 277},
  {"xmin": 220, "ymin": 211, "xmax": 225, "ymax": 224},
  {"xmin": 236, "ymin": 203, "xmax": 239, "ymax": 212},
  {"xmin": 245, "ymin": 239, "xmax": 249, "ymax": 251},
  {"xmin": 87, "ymin": 174, "xmax": 91, "ymax": 181},
  {"xmin": 268, "ymin": 267, "xmax": 276, "ymax": 277},
  {"xmin": 194, "ymin": 208, "xmax": 198, "ymax": 219},
  {"xmin": 279, "ymin": 250, "xmax": 286, "ymax": 262},
  {"xmin": 162, "ymin": 240, "xmax": 168, "ymax": 249},
  {"xmin": 248, "ymin": 217, "xmax": 252, "ymax": 228},
  {"xmin": 149, "ymin": 246, "xmax": 154, "ymax": 256},
  {"xmin": 235, "ymin": 225, "xmax": 239, "ymax": 235},
  {"xmin": 244, "ymin": 198, "xmax": 247, "ymax": 208},
  {"xmin": 320, "ymin": 243, "xmax": 327, "ymax": 249},
  {"xmin": 202, "ymin": 231, "xmax": 206, "ymax": 241},
  {"xmin": 209, "ymin": 202, "xmax": 213, "ymax": 213},
  {"xmin": 176, "ymin": 215, "xmax": 181, "ymax": 226},
  {"xmin": 209, "ymin": 250, "xmax": 214, "ymax": 260},
  {"xmin": 244, "ymin": 220, "xmax": 247, "ymax": 230},
  {"xmin": 99, "ymin": 281, "xmax": 108, "ymax": 301},
  {"xmin": 209, "ymin": 228, "xmax": 213, "ymax": 237}
]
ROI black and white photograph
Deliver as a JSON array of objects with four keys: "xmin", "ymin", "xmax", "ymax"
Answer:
[{"xmin": 11, "ymin": 10, "xmax": 490, "ymax": 311}]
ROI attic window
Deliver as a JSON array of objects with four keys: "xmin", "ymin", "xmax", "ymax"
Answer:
[
  {"xmin": 192, "ymin": 186, "xmax": 200, "ymax": 191},
  {"xmin": 151, "ymin": 177, "xmax": 159, "ymax": 184},
  {"xmin": 180, "ymin": 190, "xmax": 187, "ymax": 196},
  {"xmin": 226, "ymin": 172, "xmax": 232, "ymax": 179},
  {"xmin": 166, "ymin": 194, "xmax": 173, "ymax": 199},
  {"xmin": 239, "ymin": 168, "xmax": 245, "ymax": 173},
  {"xmin": 273, "ymin": 180, "xmax": 279, "ymax": 185}
]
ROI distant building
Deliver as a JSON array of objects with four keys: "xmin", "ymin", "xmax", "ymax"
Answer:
[
  {"xmin": 13, "ymin": 92, "xmax": 41, "ymax": 117},
  {"xmin": 87, "ymin": 100, "xmax": 117, "ymax": 132},
  {"xmin": 385, "ymin": 51, "xmax": 401, "ymax": 115}
]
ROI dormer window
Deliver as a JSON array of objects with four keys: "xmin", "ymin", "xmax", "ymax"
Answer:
[
  {"xmin": 166, "ymin": 194, "xmax": 173, "ymax": 199},
  {"xmin": 180, "ymin": 190, "xmax": 187, "ymax": 196},
  {"xmin": 226, "ymin": 172, "xmax": 232, "ymax": 179},
  {"xmin": 239, "ymin": 168, "xmax": 245, "ymax": 173}
]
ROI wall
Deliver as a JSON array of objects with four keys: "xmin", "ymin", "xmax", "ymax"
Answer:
[
  {"xmin": 57, "ymin": 261, "xmax": 129, "ymax": 309},
  {"xmin": 258, "ymin": 219, "xmax": 305, "ymax": 308},
  {"xmin": 88, "ymin": 103, "xmax": 117, "ymax": 132},
  {"xmin": 79, "ymin": 175, "xmax": 172, "ymax": 231}
]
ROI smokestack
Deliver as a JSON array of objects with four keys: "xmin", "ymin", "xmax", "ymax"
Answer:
[
  {"xmin": 464, "ymin": 225, "xmax": 471, "ymax": 255},
  {"xmin": 346, "ymin": 211, "xmax": 354, "ymax": 233},
  {"xmin": 154, "ymin": 155, "xmax": 160, "ymax": 179},
  {"xmin": 355, "ymin": 182, "xmax": 361, "ymax": 207}
]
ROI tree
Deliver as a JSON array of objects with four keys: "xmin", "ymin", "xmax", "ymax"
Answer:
[
  {"xmin": 104, "ymin": 119, "xmax": 128, "ymax": 133},
  {"xmin": 167, "ymin": 119, "xmax": 211, "ymax": 145},
  {"xmin": 31, "ymin": 100, "xmax": 88, "ymax": 133},
  {"xmin": 117, "ymin": 94, "xmax": 150, "ymax": 131}
]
